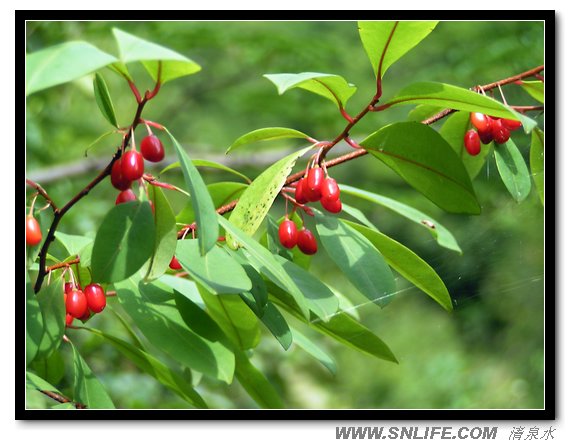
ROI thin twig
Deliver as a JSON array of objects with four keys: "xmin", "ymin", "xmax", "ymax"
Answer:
[{"xmin": 38, "ymin": 389, "xmax": 86, "ymax": 409}]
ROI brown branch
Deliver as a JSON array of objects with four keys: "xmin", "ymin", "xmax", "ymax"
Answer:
[
  {"xmin": 46, "ymin": 258, "xmax": 80, "ymax": 273},
  {"xmin": 26, "ymin": 179, "xmax": 58, "ymax": 212},
  {"xmin": 38, "ymin": 389, "xmax": 86, "ymax": 409}
]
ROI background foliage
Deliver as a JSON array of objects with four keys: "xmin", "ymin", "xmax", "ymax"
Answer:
[{"xmin": 25, "ymin": 20, "xmax": 544, "ymax": 409}]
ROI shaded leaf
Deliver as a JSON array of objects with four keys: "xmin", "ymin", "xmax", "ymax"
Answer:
[
  {"xmin": 234, "ymin": 351, "xmax": 285, "ymax": 409},
  {"xmin": 26, "ymin": 273, "xmax": 44, "ymax": 365},
  {"xmin": 26, "ymin": 371, "xmax": 61, "ymax": 393},
  {"xmin": 495, "ymin": 139, "xmax": 532, "ymax": 202},
  {"xmin": 291, "ymin": 328, "xmax": 336, "ymax": 375},
  {"xmin": 227, "ymin": 127, "xmax": 310, "ymax": 154},
  {"xmin": 241, "ymin": 295, "xmax": 292, "ymax": 350},
  {"xmin": 158, "ymin": 274, "xmax": 204, "ymax": 307},
  {"xmin": 93, "ymin": 73, "xmax": 118, "ymax": 127},
  {"xmin": 54, "ymin": 231, "xmax": 93, "ymax": 257},
  {"xmin": 36, "ymin": 278, "xmax": 65, "ymax": 360}
]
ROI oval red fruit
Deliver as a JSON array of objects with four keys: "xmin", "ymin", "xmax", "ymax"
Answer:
[
  {"xmin": 491, "ymin": 119, "xmax": 511, "ymax": 144},
  {"xmin": 66, "ymin": 289, "xmax": 88, "ymax": 319},
  {"xmin": 305, "ymin": 167, "xmax": 324, "ymax": 202},
  {"xmin": 278, "ymin": 219, "xmax": 298, "ymax": 249},
  {"xmin": 463, "ymin": 129, "xmax": 481, "ymax": 156},
  {"xmin": 320, "ymin": 196, "xmax": 342, "ymax": 213},
  {"xmin": 140, "ymin": 135, "xmax": 165, "ymax": 163},
  {"xmin": 84, "ymin": 283, "xmax": 107, "ymax": 313},
  {"xmin": 65, "ymin": 313, "xmax": 74, "ymax": 327},
  {"xmin": 470, "ymin": 112, "xmax": 491, "ymax": 133},
  {"xmin": 169, "ymin": 256, "xmax": 182, "ymax": 270},
  {"xmin": 297, "ymin": 228, "xmax": 318, "ymax": 255},
  {"xmin": 115, "ymin": 189, "xmax": 137, "ymax": 205},
  {"xmin": 320, "ymin": 177, "xmax": 340, "ymax": 202},
  {"xmin": 110, "ymin": 159, "xmax": 132, "ymax": 191},
  {"xmin": 26, "ymin": 215, "xmax": 42, "ymax": 246},
  {"xmin": 295, "ymin": 178, "xmax": 309, "ymax": 204},
  {"xmin": 479, "ymin": 130, "xmax": 494, "ymax": 145},
  {"xmin": 501, "ymin": 118, "xmax": 523, "ymax": 131},
  {"xmin": 121, "ymin": 150, "xmax": 145, "ymax": 181}
]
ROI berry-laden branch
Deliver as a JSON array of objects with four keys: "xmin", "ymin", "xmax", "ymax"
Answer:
[{"xmin": 176, "ymin": 64, "xmax": 544, "ymax": 239}]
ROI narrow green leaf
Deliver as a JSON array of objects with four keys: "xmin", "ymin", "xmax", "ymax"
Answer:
[
  {"xmin": 26, "ymin": 273, "xmax": 44, "ymax": 365},
  {"xmin": 264, "ymin": 73, "xmax": 356, "ymax": 108},
  {"xmin": 165, "ymin": 129, "xmax": 218, "ymax": 255},
  {"xmin": 361, "ymin": 122, "xmax": 480, "ymax": 214},
  {"xmin": 384, "ymin": 82, "xmax": 537, "ymax": 133},
  {"xmin": 234, "ymin": 350, "xmax": 285, "ymax": 409},
  {"xmin": 36, "ymin": 278, "xmax": 65, "ymax": 360},
  {"xmin": 341, "ymin": 203, "xmax": 379, "ymax": 231},
  {"xmin": 176, "ymin": 239, "xmax": 252, "ymax": 294},
  {"xmin": 144, "ymin": 186, "xmax": 177, "ymax": 281},
  {"xmin": 161, "ymin": 159, "xmax": 251, "ymax": 183},
  {"xmin": 520, "ymin": 80, "xmax": 544, "ymax": 103},
  {"xmin": 218, "ymin": 215, "xmax": 311, "ymax": 320},
  {"xmin": 198, "ymin": 286, "xmax": 261, "ymax": 351},
  {"xmin": 495, "ymin": 139, "xmax": 532, "ymax": 203},
  {"xmin": 69, "ymin": 342, "xmax": 115, "ymax": 409},
  {"xmin": 93, "ymin": 73, "xmax": 118, "ymax": 127},
  {"xmin": 112, "ymin": 28, "xmax": 201, "ymax": 83},
  {"xmin": 54, "ymin": 231, "xmax": 93, "ymax": 257},
  {"xmin": 358, "ymin": 21, "xmax": 438, "ymax": 79},
  {"xmin": 26, "ymin": 41, "xmax": 118, "ymax": 95},
  {"xmin": 227, "ymin": 146, "xmax": 312, "ymax": 248},
  {"xmin": 340, "ymin": 184, "xmax": 462, "ymax": 253},
  {"xmin": 31, "ymin": 350, "xmax": 65, "ymax": 386},
  {"xmin": 158, "ymin": 274, "xmax": 205, "ymax": 307},
  {"xmin": 241, "ymin": 295, "xmax": 292, "ymax": 351},
  {"xmin": 115, "ymin": 276, "xmax": 236, "ymax": 384},
  {"xmin": 314, "ymin": 211, "xmax": 396, "ymax": 308},
  {"xmin": 240, "ymin": 264, "xmax": 269, "ymax": 315},
  {"xmin": 407, "ymin": 104, "xmax": 445, "ymax": 122},
  {"xmin": 26, "ymin": 371, "xmax": 61, "ymax": 394},
  {"xmin": 343, "ymin": 220, "xmax": 452, "ymax": 312},
  {"xmin": 91, "ymin": 201, "xmax": 155, "ymax": 283},
  {"xmin": 439, "ymin": 111, "xmax": 493, "ymax": 179},
  {"xmin": 291, "ymin": 328, "xmax": 336, "ymax": 375},
  {"xmin": 530, "ymin": 128, "xmax": 544, "ymax": 205},
  {"xmin": 227, "ymin": 127, "xmax": 310, "ymax": 154}
]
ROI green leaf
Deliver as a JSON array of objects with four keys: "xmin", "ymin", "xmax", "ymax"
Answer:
[
  {"xmin": 91, "ymin": 201, "xmax": 155, "ymax": 283},
  {"xmin": 218, "ymin": 215, "xmax": 311, "ymax": 320},
  {"xmin": 36, "ymin": 278, "xmax": 65, "ymax": 359},
  {"xmin": 161, "ymin": 159, "xmax": 251, "ymax": 183},
  {"xmin": 343, "ymin": 220, "xmax": 452, "ymax": 312},
  {"xmin": 439, "ymin": 111, "xmax": 493, "ymax": 179},
  {"xmin": 530, "ymin": 128, "xmax": 544, "ymax": 205},
  {"xmin": 54, "ymin": 231, "xmax": 93, "ymax": 257},
  {"xmin": 227, "ymin": 127, "xmax": 310, "ymax": 154},
  {"xmin": 158, "ymin": 274, "xmax": 204, "ymax": 307},
  {"xmin": 407, "ymin": 104, "xmax": 445, "ymax": 122},
  {"xmin": 80, "ymin": 327, "xmax": 207, "ymax": 408},
  {"xmin": 93, "ymin": 73, "xmax": 118, "ymax": 127},
  {"xmin": 31, "ymin": 350, "xmax": 65, "ymax": 386},
  {"xmin": 115, "ymin": 276, "xmax": 235, "ymax": 384},
  {"xmin": 520, "ymin": 80, "xmax": 544, "ymax": 103},
  {"xmin": 241, "ymin": 295, "xmax": 292, "ymax": 351},
  {"xmin": 144, "ymin": 186, "xmax": 177, "ymax": 281},
  {"xmin": 314, "ymin": 211, "xmax": 396, "ymax": 308},
  {"xmin": 358, "ymin": 21, "xmax": 438, "ymax": 79},
  {"xmin": 165, "ymin": 129, "xmax": 218, "ymax": 255},
  {"xmin": 341, "ymin": 203, "xmax": 379, "ymax": 231},
  {"xmin": 291, "ymin": 328, "xmax": 336, "ymax": 375},
  {"xmin": 69, "ymin": 342, "xmax": 115, "ymax": 408},
  {"xmin": 339, "ymin": 184, "xmax": 461, "ymax": 253},
  {"xmin": 361, "ymin": 121, "xmax": 481, "ymax": 214},
  {"xmin": 26, "ymin": 41, "xmax": 118, "ymax": 95},
  {"xmin": 198, "ymin": 286, "xmax": 261, "ymax": 351},
  {"xmin": 227, "ymin": 146, "xmax": 312, "ymax": 248},
  {"xmin": 26, "ymin": 371, "xmax": 61, "ymax": 394},
  {"xmin": 494, "ymin": 139, "xmax": 532, "ymax": 203},
  {"xmin": 264, "ymin": 73, "xmax": 356, "ymax": 108},
  {"xmin": 112, "ymin": 28, "xmax": 201, "ymax": 83},
  {"xmin": 383, "ymin": 82, "xmax": 537, "ymax": 133},
  {"xmin": 240, "ymin": 264, "xmax": 268, "ymax": 315},
  {"xmin": 176, "ymin": 239, "xmax": 252, "ymax": 294},
  {"xmin": 26, "ymin": 273, "xmax": 44, "ymax": 365},
  {"xmin": 234, "ymin": 350, "xmax": 285, "ymax": 409}
]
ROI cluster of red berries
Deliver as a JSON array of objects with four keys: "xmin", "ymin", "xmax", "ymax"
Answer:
[
  {"xmin": 294, "ymin": 166, "xmax": 342, "ymax": 214},
  {"xmin": 463, "ymin": 112, "xmax": 523, "ymax": 156},
  {"xmin": 111, "ymin": 134, "xmax": 165, "ymax": 204},
  {"xmin": 26, "ymin": 215, "xmax": 42, "ymax": 247},
  {"xmin": 278, "ymin": 219, "xmax": 318, "ymax": 255},
  {"xmin": 64, "ymin": 282, "xmax": 107, "ymax": 327}
]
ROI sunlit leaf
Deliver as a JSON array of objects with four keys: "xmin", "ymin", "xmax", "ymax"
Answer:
[
  {"xmin": 93, "ymin": 73, "xmax": 118, "ymax": 127},
  {"xmin": 494, "ymin": 139, "xmax": 532, "ymax": 202},
  {"xmin": 227, "ymin": 127, "xmax": 310, "ymax": 154}
]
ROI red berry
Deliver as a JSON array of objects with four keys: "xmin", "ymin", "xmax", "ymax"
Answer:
[
  {"xmin": 479, "ymin": 130, "xmax": 494, "ymax": 145},
  {"xmin": 26, "ymin": 215, "xmax": 42, "ymax": 246},
  {"xmin": 64, "ymin": 282, "xmax": 74, "ymax": 294},
  {"xmin": 463, "ymin": 129, "xmax": 481, "ymax": 156},
  {"xmin": 66, "ymin": 289, "xmax": 88, "ymax": 319},
  {"xmin": 121, "ymin": 150, "xmax": 145, "ymax": 181},
  {"xmin": 470, "ymin": 112, "xmax": 492, "ymax": 133},
  {"xmin": 501, "ymin": 118, "xmax": 523, "ymax": 131},
  {"xmin": 320, "ymin": 196, "xmax": 342, "ymax": 213},
  {"xmin": 491, "ymin": 118, "xmax": 511, "ymax": 144},
  {"xmin": 297, "ymin": 228, "xmax": 318, "ymax": 255},
  {"xmin": 320, "ymin": 177, "xmax": 340, "ymax": 202},
  {"xmin": 84, "ymin": 283, "xmax": 107, "ymax": 313},
  {"xmin": 278, "ymin": 219, "xmax": 298, "ymax": 249},
  {"xmin": 80, "ymin": 309, "xmax": 91, "ymax": 321},
  {"xmin": 169, "ymin": 256, "xmax": 182, "ymax": 270},
  {"xmin": 140, "ymin": 135, "xmax": 165, "ymax": 162},
  {"xmin": 115, "ymin": 189, "xmax": 137, "ymax": 205},
  {"xmin": 65, "ymin": 313, "xmax": 74, "ymax": 327},
  {"xmin": 110, "ymin": 159, "xmax": 132, "ymax": 191},
  {"xmin": 295, "ymin": 178, "xmax": 309, "ymax": 204},
  {"xmin": 305, "ymin": 167, "xmax": 324, "ymax": 202}
]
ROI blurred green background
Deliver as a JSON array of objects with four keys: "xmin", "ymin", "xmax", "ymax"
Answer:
[{"xmin": 26, "ymin": 21, "xmax": 545, "ymax": 409}]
